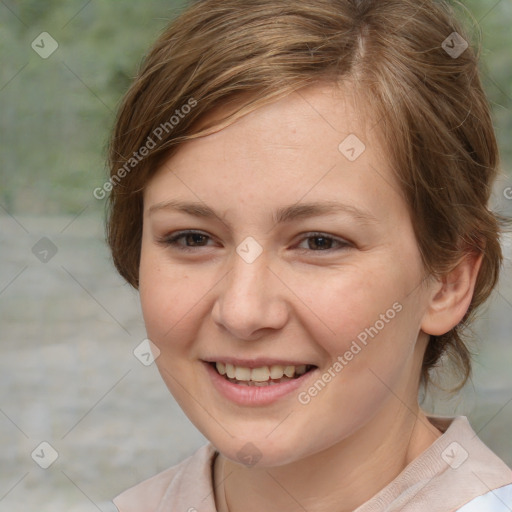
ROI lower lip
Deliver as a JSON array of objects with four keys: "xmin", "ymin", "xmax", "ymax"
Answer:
[{"xmin": 203, "ymin": 362, "xmax": 316, "ymax": 406}]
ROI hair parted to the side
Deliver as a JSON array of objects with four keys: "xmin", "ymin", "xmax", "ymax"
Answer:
[{"xmin": 107, "ymin": 0, "xmax": 506, "ymax": 388}]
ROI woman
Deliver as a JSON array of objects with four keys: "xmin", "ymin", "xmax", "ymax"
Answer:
[{"xmin": 107, "ymin": 0, "xmax": 512, "ymax": 510}]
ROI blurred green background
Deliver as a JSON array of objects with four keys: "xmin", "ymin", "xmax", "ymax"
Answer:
[
  {"xmin": 0, "ymin": 0, "xmax": 188, "ymax": 214},
  {"xmin": 0, "ymin": 0, "xmax": 511, "ymax": 214}
]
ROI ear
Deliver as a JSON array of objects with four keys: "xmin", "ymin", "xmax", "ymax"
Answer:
[{"xmin": 421, "ymin": 251, "xmax": 484, "ymax": 336}]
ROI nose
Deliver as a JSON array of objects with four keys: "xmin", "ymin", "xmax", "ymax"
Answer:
[{"xmin": 211, "ymin": 250, "xmax": 289, "ymax": 341}]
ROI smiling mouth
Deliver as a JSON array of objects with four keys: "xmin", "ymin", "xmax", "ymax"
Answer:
[{"xmin": 210, "ymin": 362, "xmax": 316, "ymax": 386}]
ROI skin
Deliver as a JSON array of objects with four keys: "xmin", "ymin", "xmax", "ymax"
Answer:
[{"xmin": 139, "ymin": 84, "xmax": 481, "ymax": 512}]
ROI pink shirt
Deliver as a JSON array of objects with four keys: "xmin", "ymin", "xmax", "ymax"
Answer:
[{"xmin": 113, "ymin": 416, "xmax": 512, "ymax": 511}]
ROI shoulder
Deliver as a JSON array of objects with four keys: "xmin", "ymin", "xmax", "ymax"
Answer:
[
  {"xmin": 455, "ymin": 483, "xmax": 512, "ymax": 511},
  {"xmin": 430, "ymin": 416, "xmax": 512, "ymax": 482},
  {"xmin": 415, "ymin": 416, "xmax": 512, "ymax": 510},
  {"xmin": 113, "ymin": 443, "xmax": 217, "ymax": 512},
  {"xmin": 360, "ymin": 416, "xmax": 512, "ymax": 512}
]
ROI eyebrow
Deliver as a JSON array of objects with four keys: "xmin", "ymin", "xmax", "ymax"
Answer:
[{"xmin": 148, "ymin": 199, "xmax": 378, "ymax": 226}]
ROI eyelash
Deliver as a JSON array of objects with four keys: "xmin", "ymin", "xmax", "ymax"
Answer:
[{"xmin": 158, "ymin": 230, "xmax": 351, "ymax": 254}]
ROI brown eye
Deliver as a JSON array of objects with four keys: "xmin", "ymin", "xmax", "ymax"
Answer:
[
  {"xmin": 296, "ymin": 232, "xmax": 351, "ymax": 252},
  {"xmin": 183, "ymin": 233, "xmax": 209, "ymax": 246},
  {"xmin": 307, "ymin": 236, "xmax": 334, "ymax": 250},
  {"xmin": 159, "ymin": 230, "xmax": 214, "ymax": 252}
]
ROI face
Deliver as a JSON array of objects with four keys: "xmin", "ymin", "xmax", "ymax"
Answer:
[{"xmin": 139, "ymin": 84, "xmax": 436, "ymax": 467}]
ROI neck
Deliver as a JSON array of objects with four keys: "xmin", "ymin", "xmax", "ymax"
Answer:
[{"xmin": 215, "ymin": 404, "xmax": 441, "ymax": 512}]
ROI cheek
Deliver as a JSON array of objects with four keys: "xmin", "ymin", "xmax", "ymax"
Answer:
[
  {"xmin": 286, "ymin": 261, "xmax": 409, "ymax": 351},
  {"xmin": 138, "ymin": 244, "xmax": 226, "ymax": 359},
  {"xmin": 139, "ymin": 246, "xmax": 193, "ymax": 345},
  {"xmin": 293, "ymin": 264, "xmax": 426, "ymax": 403}
]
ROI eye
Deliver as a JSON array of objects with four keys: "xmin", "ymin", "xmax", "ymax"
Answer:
[
  {"xmin": 158, "ymin": 230, "xmax": 351, "ymax": 254},
  {"xmin": 296, "ymin": 232, "xmax": 351, "ymax": 252},
  {"xmin": 158, "ymin": 230, "xmax": 215, "ymax": 251}
]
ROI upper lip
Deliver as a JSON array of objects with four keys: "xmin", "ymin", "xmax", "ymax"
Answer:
[{"xmin": 202, "ymin": 357, "xmax": 316, "ymax": 368}]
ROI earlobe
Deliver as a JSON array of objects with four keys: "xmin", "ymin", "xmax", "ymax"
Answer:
[{"xmin": 421, "ymin": 251, "xmax": 484, "ymax": 336}]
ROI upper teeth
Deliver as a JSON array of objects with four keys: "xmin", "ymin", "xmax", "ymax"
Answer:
[{"xmin": 215, "ymin": 362, "xmax": 308, "ymax": 381}]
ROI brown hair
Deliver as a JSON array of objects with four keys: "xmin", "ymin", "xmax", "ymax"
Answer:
[{"xmin": 107, "ymin": 0, "xmax": 505, "ymax": 387}]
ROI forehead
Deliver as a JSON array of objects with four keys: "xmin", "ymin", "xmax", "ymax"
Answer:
[
  {"xmin": 187, "ymin": 83, "xmax": 374, "ymax": 162},
  {"xmin": 144, "ymin": 83, "xmax": 402, "ymax": 221}
]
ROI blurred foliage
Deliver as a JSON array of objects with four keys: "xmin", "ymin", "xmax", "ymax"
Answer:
[
  {"xmin": 0, "ymin": 0, "xmax": 188, "ymax": 214},
  {"xmin": 0, "ymin": 0, "xmax": 510, "ymax": 214}
]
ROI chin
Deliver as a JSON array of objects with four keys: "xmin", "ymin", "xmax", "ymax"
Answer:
[{"xmin": 207, "ymin": 426, "xmax": 322, "ymax": 468}]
